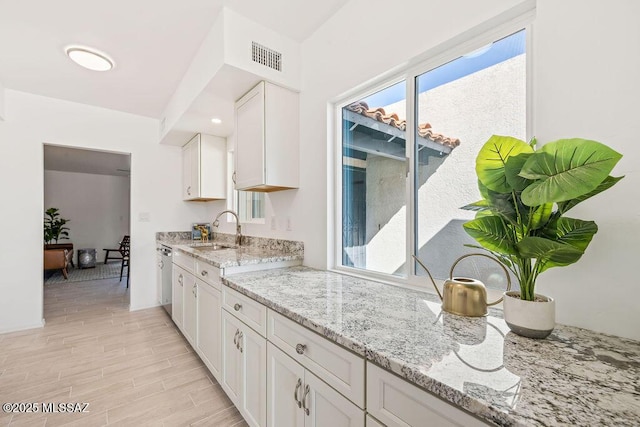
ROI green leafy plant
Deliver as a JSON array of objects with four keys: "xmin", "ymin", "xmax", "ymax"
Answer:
[
  {"xmin": 462, "ymin": 135, "xmax": 623, "ymax": 301},
  {"xmin": 44, "ymin": 207, "xmax": 70, "ymax": 244}
]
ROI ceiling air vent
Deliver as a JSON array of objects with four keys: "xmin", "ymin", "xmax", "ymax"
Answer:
[{"xmin": 252, "ymin": 42, "xmax": 282, "ymax": 72}]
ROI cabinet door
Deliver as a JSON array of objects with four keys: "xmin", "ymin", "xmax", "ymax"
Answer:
[
  {"xmin": 221, "ymin": 310, "xmax": 242, "ymax": 407},
  {"xmin": 182, "ymin": 140, "xmax": 192, "ymax": 200},
  {"xmin": 182, "ymin": 272, "xmax": 197, "ymax": 346},
  {"xmin": 196, "ymin": 281, "xmax": 222, "ymax": 379},
  {"xmin": 172, "ymin": 266, "xmax": 185, "ymax": 330},
  {"xmin": 304, "ymin": 370, "xmax": 364, "ymax": 427},
  {"xmin": 241, "ymin": 324, "xmax": 267, "ymax": 427},
  {"xmin": 235, "ymin": 82, "xmax": 265, "ymax": 190},
  {"xmin": 189, "ymin": 136, "xmax": 201, "ymax": 197},
  {"xmin": 267, "ymin": 343, "xmax": 304, "ymax": 427},
  {"xmin": 366, "ymin": 415, "xmax": 385, "ymax": 427}
]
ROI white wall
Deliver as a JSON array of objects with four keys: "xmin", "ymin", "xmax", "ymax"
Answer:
[
  {"xmin": 0, "ymin": 80, "xmax": 5, "ymax": 121},
  {"xmin": 0, "ymin": 90, "xmax": 214, "ymax": 333},
  {"xmin": 44, "ymin": 170, "xmax": 130, "ymax": 259},
  {"xmin": 531, "ymin": 0, "xmax": 640, "ymax": 339},
  {"xmin": 292, "ymin": 0, "xmax": 640, "ymax": 340}
]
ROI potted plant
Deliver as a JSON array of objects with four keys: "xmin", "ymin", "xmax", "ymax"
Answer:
[
  {"xmin": 44, "ymin": 207, "xmax": 70, "ymax": 245},
  {"xmin": 462, "ymin": 135, "xmax": 623, "ymax": 338}
]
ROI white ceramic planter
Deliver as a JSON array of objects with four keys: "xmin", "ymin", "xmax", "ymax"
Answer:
[{"xmin": 503, "ymin": 291, "xmax": 555, "ymax": 339}]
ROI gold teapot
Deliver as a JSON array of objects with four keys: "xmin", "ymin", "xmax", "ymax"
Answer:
[{"xmin": 413, "ymin": 253, "xmax": 511, "ymax": 317}]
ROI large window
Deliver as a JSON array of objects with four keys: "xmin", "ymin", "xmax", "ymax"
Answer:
[{"xmin": 338, "ymin": 29, "xmax": 527, "ymax": 287}]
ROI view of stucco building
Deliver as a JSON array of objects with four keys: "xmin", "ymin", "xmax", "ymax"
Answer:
[{"xmin": 342, "ymin": 30, "xmax": 525, "ymax": 287}]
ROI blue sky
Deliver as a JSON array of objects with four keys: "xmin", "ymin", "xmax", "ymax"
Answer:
[{"xmin": 362, "ymin": 29, "xmax": 525, "ymax": 108}]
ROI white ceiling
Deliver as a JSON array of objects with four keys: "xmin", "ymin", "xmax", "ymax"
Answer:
[
  {"xmin": 0, "ymin": 0, "xmax": 348, "ymax": 119},
  {"xmin": 44, "ymin": 145, "xmax": 131, "ymax": 177}
]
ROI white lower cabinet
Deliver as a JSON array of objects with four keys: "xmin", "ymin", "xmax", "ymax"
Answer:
[
  {"xmin": 222, "ymin": 309, "xmax": 267, "ymax": 427},
  {"xmin": 366, "ymin": 363, "xmax": 488, "ymax": 427},
  {"xmin": 196, "ymin": 278, "xmax": 222, "ymax": 379},
  {"xmin": 182, "ymin": 271, "xmax": 197, "ymax": 346},
  {"xmin": 268, "ymin": 342, "xmax": 364, "ymax": 427},
  {"xmin": 171, "ymin": 265, "xmax": 186, "ymax": 331}
]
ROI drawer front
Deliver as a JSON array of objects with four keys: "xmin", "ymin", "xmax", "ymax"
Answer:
[
  {"xmin": 172, "ymin": 249, "xmax": 195, "ymax": 273},
  {"xmin": 222, "ymin": 287, "xmax": 267, "ymax": 337},
  {"xmin": 267, "ymin": 310, "xmax": 365, "ymax": 408},
  {"xmin": 366, "ymin": 363, "xmax": 488, "ymax": 427},
  {"xmin": 195, "ymin": 259, "xmax": 221, "ymax": 290}
]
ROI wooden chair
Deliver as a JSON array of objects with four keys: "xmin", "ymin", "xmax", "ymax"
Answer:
[
  {"xmin": 103, "ymin": 235, "xmax": 129, "ymax": 264},
  {"xmin": 119, "ymin": 236, "xmax": 130, "ymax": 288}
]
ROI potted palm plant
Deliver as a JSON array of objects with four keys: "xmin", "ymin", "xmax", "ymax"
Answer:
[{"xmin": 462, "ymin": 135, "xmax": 623, "ymax": 338}]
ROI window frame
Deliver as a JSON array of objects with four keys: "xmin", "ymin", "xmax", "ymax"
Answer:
[{"xmin": 332, "ymin": 12, "xmax": 534, "ymax": 289}]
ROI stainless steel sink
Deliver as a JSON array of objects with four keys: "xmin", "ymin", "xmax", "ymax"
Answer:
[{"xmin": 188, "ymin": 243, "xmax": 236, "ymax": 251}]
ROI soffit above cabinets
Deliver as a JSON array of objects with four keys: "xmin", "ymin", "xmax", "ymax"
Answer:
[
  {"xmin": 159, "ymin": 8, "xmax": 302, "ymax": 146},
  {"xmin": 160, "ymin": 65, "xmax": 262, "ymax": 146}
]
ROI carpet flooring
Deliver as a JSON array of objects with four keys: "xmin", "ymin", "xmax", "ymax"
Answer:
[{"xmin": 45, "ymin": 261, "xmax": 124, "ymax": 285}]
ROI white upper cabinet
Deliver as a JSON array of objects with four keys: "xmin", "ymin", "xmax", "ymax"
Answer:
[
  {"xmin": 182, "ymin": 133, "xmax": 226, "ymax": 201},
  {"xmin": 234, "ymin": 81, "xmax": 299, "ymax": 192}
]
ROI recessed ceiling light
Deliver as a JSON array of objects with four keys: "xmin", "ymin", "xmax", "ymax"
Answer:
[
  {"xmin": 211, "ymin": 118, "xmax": 222, "ymax": 124},
  {"xmin": 65, "ymin": 46, "xmax": 114, "ymax": 71}
]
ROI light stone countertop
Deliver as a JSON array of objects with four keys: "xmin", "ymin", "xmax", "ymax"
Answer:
[
  {"xmin": 157, "ymin": 232, "xmax": 304, "ymax": 270},
  {"xmin": 170, "ymin": 243, "xmax": 303, "ymax": 269},
  {"xmin": 220, "ymin": 266, "xmax": 640, "ymax": 427}
]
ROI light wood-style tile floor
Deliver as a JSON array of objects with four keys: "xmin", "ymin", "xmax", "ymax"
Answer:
[{"xmin": 0, "ymin": 277, "xmax": 246, "ymax": 426}]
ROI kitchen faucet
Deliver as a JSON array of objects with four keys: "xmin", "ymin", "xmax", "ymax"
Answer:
[{"xmin": 212, "ymin": 210, "xmax": 242, "ymax": 246}]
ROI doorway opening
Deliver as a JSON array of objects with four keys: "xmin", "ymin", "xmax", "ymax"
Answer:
[{"xmin": 43, "ymin": 144, "xmax": 132, "ymax": 320}]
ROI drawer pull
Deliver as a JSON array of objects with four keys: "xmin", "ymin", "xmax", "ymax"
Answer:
[
  {"xmin": 233, "ymin": 303, "xmax": 242, "ymax": 311},
  {"xmin": 296, "ymin": 344, "xmax": 307, "ymax": 355},
  {"xmin": 294, "ymin": 378, "xmax": 302, "ymax": 408},
  {"xmin": 201, "ymin": 270, "xmax": 208, "ymax": 277},
  {"xmin": 302, "ymin": 384, "xmax": 310, "ymax": 416},
  {"xmin": 233, "ymin": 329, "xmax": 239, "ymax": 347}
]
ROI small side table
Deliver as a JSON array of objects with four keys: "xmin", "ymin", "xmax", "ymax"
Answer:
[{"xmin": 78, "ymin": 248, "xmax": 97, "ymax": 269}]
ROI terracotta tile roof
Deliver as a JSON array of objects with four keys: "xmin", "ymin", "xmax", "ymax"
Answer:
[{"xmin": 346, "ymin": 101, "xmax": 461, "ymax": 148}]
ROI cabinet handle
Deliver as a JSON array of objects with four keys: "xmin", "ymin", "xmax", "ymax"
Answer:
[
  {"xmin": 302, "ymin": 384, "xmax": 310, "ymax": 416},
  {"xmin": 232, "ymin": 171, "xmax": 236, "ymax": 184},
  {"xmin": 233, "ymin": 303, "xmax": 242, "ymax": 311},
  {"xmin": 296, "ymin": 344, "xmax": 307, "ymax": 355},
  {"xmin": 238, "ymin": 332, "xmax": 243, "ymax": 353},
  {"xmin": 294, "ymin": 378, "xmax": 302, "ymax": 408},
  {"xmin": 159, "ymin": 260, "xmax": 164, "ymax": 269},
  {"xmin": 187, "ymin": 186, "xmax": 191, "ymax": 195},
  {"xmin": 233, "ymin": 329, "xmax": 239, "ymax": 346},
  {"xmin": 201, "ymin": 270, "xmax": 208, "ymax": 277},
  {"xmin": 178, "ymin": 274, "xmax": 183, "ymax": 286},
  {"xmin": 193, "ymin": 284, "xmax": 197, "ymax": 298}
]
